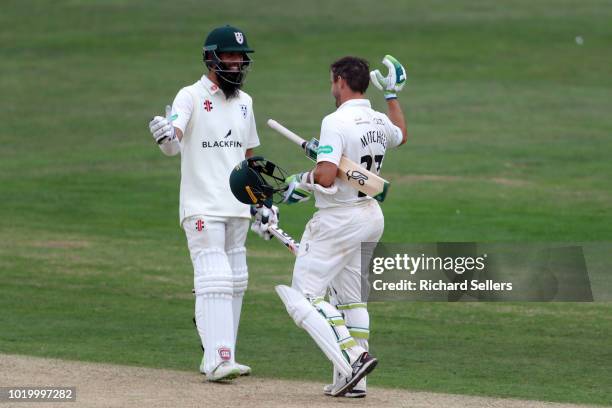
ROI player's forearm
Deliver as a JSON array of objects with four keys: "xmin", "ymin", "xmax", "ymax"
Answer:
[
  {"xmin": 387, "ymin": 99, "xmax": 407, "ymax": 145},
  {"xmin": 313, "ymin": 162, "xmax": 337, "ymax": 187},
  {"xmin": 175, "ymin": 127, "xmax": 183, "ymax": 142}
]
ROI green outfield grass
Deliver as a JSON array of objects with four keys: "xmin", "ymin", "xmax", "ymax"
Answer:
[{"xmin": 1, "ymin": 0, "xmax": 611, "ymax": 405}]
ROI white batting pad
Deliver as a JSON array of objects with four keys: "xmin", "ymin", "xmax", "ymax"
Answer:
[
  {"xmin": 275, "ymin": 285, "xmax": 352, "ymax": 377},
  {"xmin": 227, "ymin": 246, "xmax": 248, "ymax": 343},
  {"xmin": 194, "ymin": 248, "xmax": 235, "ymax": 374}
]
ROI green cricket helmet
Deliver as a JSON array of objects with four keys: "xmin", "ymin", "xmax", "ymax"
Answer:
[
  {"xmin": 229, "ymin": 156, "xmax": 288, "ymax": 205},
  {"xmin": 203, "ymin": 25, "xmax": 254, "ymax": 87},
  {"xmin": 204, "ymin": 25, "xmax": 254, "ymax": 54}
]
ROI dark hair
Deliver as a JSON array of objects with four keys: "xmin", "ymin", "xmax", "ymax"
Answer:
[{"xmin": 330, "ymin": 56, "xmax": 370, "ymax": 94}]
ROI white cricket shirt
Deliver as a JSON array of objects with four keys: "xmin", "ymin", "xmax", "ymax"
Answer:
[
  {"xmin": 315, "ymin": 98, "xmax": 402, "ymax": 209},
  {"xmin": 171, "ymin": 75, "xmax": 260, "ymax": 224}
]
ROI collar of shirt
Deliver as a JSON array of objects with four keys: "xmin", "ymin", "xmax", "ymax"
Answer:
[
  {"xmin": 337, "ymin": 98, "xmax": 371, "ymax": 110},
  {"xmin": 199, "ymin": 75, "xmax": 221, "ymax": 96}
]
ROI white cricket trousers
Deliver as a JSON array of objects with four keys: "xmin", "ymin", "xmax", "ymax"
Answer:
[
  {"xmin": 292, "ymin": 199, "xmax": 384, "ymax": 304},
  {"xmin": 183, "ymin": 215, "xmax": 249, "ymax": 373}
]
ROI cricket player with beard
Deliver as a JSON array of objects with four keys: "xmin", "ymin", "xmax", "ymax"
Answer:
[
  {"xmin": 147, "ymin": 25, "xmax": 261, "ymax": 382},
  {"xmin": 276, "ymin": 55, "xmax": 407, "ymax": 397}
]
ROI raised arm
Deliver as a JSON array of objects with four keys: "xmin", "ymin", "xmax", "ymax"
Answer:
[{"xmin": 370, "ymin": 55, "xmax": 408, "ymax": 145}]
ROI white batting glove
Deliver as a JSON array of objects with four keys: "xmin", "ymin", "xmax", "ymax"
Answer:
[
  {"xmin": 370, "ymin": 55, "xmax": 407, "ymax": 100},
  {"xmin": 148, "ymin": 105, "xmax": 176, "ymax": 144},
  {"xmin": 250, "ymin": 204, "xmax": 279, "ymax": 240}
]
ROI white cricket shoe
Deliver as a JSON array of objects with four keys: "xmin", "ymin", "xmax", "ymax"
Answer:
[
  {"xmin": 206, "ymin": 361, "xmax": 241, "ymax": 382},
  {"xmin": 200, "ymin": 354, "xmax": 251, "ymax": 376},
  {"xmin": 236, "ymin": 363, "xmax": 251, "ymax": 376},
  {"xmin": 323, "ymin": 382, "xmax": 366, "ymax": 398},
  {"xmin": 330, "ymin": 352, "xmax": 378, "ymax": 397}
]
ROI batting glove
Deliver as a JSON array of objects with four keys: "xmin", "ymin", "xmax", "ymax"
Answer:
[
  {"xmin": 250, "ymin": 204, "xmax": 279, "ymax": 240},
  {"xmin": 369, "ymin": 55, "xmax": 407, "ymax": 100},
  {"xmin": 148, "ymin": 105, "xmax": 176, "ymax": 144},
  {"xmin": 283, "ymin": 173, "xmax": 312, "ymax": 205}
]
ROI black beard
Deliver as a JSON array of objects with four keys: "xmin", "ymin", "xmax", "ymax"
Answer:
[{"xmin": 217, "ymin": 71, "xmax": 243, "ymax": 99}]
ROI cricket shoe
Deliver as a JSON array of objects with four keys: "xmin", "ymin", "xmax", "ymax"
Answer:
[
  {"xmin": 323, "ymin": 383, "xmax": 366, "ymax": 398},
  {"xmin": 330, "ymin": 352, "xmax": 378, "ymax": 397},
  {"xmin": 206, "ymin": 361, "xmax": 241, "ymax": 382},
  {"xmin": 200, "ymin": 354, "xmax": 251, "ymax": 376}
]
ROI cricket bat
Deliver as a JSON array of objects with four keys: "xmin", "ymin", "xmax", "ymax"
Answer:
[
  {"xmin": 267, "ymin": 119, "xmax": 390, "ymax": 202},
  {"xmin": 249, "ymin": 205, "xmax": 300, "ymax": 255},
  {"xmin": 267, "ymin": 225, "xmax": 300, "ymax": 255}
]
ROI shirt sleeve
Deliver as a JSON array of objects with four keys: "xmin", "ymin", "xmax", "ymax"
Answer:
[
  {"xmin": 246, "ymin": 103, "xmax": 260, "ymax": 149},
  {"xmin": 316, "ymin": 116, "xmax": 344, "ymax": 165},
  {"xmin": 171, "ymin": 88, "xmax": 193, "ymax": 133},
  {"xmin": 381, "ymin": 114, "xmax": 403, "ymax": 148}
]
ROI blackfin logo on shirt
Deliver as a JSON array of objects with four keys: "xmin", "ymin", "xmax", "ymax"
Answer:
[{"xmin": 202, "ymin": 140, "xmax": 243, "ymax": 148}]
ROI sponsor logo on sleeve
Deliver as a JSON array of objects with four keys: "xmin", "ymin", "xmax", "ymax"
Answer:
[{"xmin": 317, "ymin": 145, "xmax": 333, "ymax": 155}]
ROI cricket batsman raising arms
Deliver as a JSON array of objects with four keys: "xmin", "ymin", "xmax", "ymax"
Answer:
[
  {"xmin": 276, "ymin": 55, "xmax": 407, "ymax": 397},
  {"xmin": 147, "ymin": 25, "xmax": 260, "ymax": 381}
]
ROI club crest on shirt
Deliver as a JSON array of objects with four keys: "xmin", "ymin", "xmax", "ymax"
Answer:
[
  {"xmin": 240, "ymin": 104, "xmax": 247, "ymax": 118},
  {"xmin": 234, "ymin": 32, "xmax": 244, "ymax": 44}
]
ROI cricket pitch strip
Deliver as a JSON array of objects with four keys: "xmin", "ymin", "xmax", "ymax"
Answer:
[{"xmin": 0, "ymin": 354, "xmax": 595, "ymax": 408}]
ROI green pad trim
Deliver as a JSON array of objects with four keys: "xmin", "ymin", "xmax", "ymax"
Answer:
[
  {"xmin": 338, "ymin": 337, "xmax": 358, "ymax": 350},
  {"xmin": 336, "ymin": 302, "xmax": 367, "ymax": 310},
  {"xmin": 348, "ymin": 327, "xmax": 370, "ymax": 339}
]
